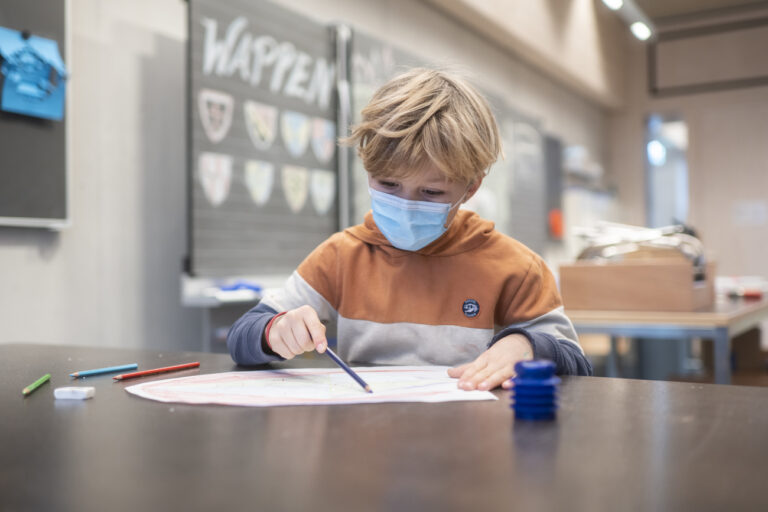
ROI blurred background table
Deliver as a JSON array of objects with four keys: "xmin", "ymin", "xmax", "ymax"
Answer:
[{"xmin": 568, "ymin": 297, "xmax": 768, "ymax": 384}]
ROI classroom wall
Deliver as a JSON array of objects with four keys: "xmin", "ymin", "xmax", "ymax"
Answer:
[
  {"xmin": 0, "ymin": 0, "xmax": 618, "ymax": 350},
  {"xmin": 609, "ymin": 11, "xmax": 768, "ymax": 276},
  {"xmin": 423, "ymin": 0, "xmax": 627, "ymax": 108},
  {"xmin": 0, "ymin": 0, "xmax": 203, "ymax": 349}
]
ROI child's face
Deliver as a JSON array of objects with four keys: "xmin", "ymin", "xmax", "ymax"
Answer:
[{"xmin": 368, "ymin": 163, "xmax": 480, "ymax": 227}]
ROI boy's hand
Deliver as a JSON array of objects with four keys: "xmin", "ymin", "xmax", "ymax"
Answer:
[
  {"xmin": 266, "ymin": 305, "xmax": 327, "ymax": 360},
  {"xmin": 447, "ymin": 334, "xmax": 533, "ymax": 391}
]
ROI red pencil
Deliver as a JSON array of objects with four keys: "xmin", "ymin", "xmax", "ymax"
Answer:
[{"xmin": 113, "ymin": 362, "xmax": 200, "ymax": 381}]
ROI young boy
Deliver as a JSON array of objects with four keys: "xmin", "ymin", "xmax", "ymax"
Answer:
[{"xmin": 228, "ymin": 68, "xmax": 592, "ymax": 390}]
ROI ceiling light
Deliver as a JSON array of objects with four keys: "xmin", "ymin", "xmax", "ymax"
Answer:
[
  {"xmin": 602, "ymin": 0, "xmax": 656, "ymax": 43},
  {"xmin": 630, "ymin": 21, "xmax": 652, "ymax": 41},
  {"xmin": 602, "ymin": 0, "xmax": 624, "ymax": 10}
]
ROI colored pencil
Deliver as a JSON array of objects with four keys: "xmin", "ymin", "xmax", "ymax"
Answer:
[
  {"xmin": 70, "ymin": 363, "xmax": 138, "ymax": 378},
  {"xmin": 113, "ymin": 362, "xmax": 200, "ymax": 381},
  {"xmin": 22, "ymin": 373, "xmax": 51, "ymax": 396},
  {"xmin": 324, "ymin": 347, "xmax": 373, "ymax": 393}
]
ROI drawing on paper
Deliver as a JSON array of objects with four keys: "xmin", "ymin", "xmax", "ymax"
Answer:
[
  {"xmin": 244, "ymin": 160, "xmax": 275, "ymax": 205},
  {"xmin": 281, "ymin": 165, "xmax": 309, "ymax": 213},
  {"xmin": 125, "ymin": 366, "xmax": 497, "ymax": 407},
  {"xmin": 311, "ymin": 117, "xmax": 336, "ymax": 163},
  {"xmin": 198, "ymin": 152, "xmax": 233, "ymax": 206},
  {"xmin": 198, "ymin": 89, "xmax": 234, "ymax": 143},
  {"xmin": 281, "ymin": 110, "xmax": 311, "ymax": 157},
  {"xmin": 310, "ymin": 169, "xmax": 335, "ymax": 215},
  {"xmin": 244, "ymin": 100, "xmax": 277, "ymax": 150}
]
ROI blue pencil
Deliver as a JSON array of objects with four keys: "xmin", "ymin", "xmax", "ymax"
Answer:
[
  {"xmin": 70, "ymin": 363, "xmax": 138, "ymax": 378},
  {"xmin": 324, "ymin": 347, "xmax": 373, "ymax": 393}
]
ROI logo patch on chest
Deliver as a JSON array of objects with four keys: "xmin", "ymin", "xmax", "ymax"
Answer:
[{"xmin": 462, "ymin": 299, "xmax": 480, "ymax": 318}]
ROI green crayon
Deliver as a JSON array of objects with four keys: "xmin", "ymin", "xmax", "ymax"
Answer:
[{"xmin": 22, "ymin": 373, "xmax": 51, "ymax": 396}]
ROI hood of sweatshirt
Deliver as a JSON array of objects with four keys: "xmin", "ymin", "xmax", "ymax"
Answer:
[{"xmin": 344, "ymin": 209, "xmax": 495, "ymax": 257}]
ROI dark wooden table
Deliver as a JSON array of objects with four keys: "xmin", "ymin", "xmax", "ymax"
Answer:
[{"xmin": 3, "ymin": 343, "xmax": 768, "ymax": 511}]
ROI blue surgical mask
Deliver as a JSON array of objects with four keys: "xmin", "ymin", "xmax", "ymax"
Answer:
[{"xmin": 369, "ymin": 187, "xmax": 465, "ymax": 251}]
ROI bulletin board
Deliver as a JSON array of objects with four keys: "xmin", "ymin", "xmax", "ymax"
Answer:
[
  {"xmin": 187, "ymin": 0, "xmax": 338, "ymax": 277},
  {"xmin": 0, "ymin": 0, "xmax": 68, "ymax": 229}
]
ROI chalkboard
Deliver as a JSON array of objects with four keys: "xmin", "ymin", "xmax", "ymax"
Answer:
[
  {"xmin": 0, "ymin": 0, "xmax": 68, "ymax": 228},
  {"xmin": 188, "ymin": 0, "xmax": 338, "ymax": 277}
]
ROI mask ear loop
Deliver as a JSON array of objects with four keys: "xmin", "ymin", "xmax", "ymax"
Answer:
[{"xmin": 442, "ymin": 184, "xmax": 473, "ymax": 228}]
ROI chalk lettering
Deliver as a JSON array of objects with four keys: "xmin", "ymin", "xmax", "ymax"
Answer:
[
  {"xmin": 228, "ymin": 32, "xmax": 253, "ymax": 80},
  {"xmin": 200, "ymin": 16, "xmax": 335, "ymax": 110},
  {"xmin": 202, "ymin": 17, "xmax": 248, "ymax": 76},
  {"xmin": 284, "ymin": 53, "xmax": 311, "ymax": 99},
  {"xmin": 270, "ymin": 42, "xmax": 296, "ymax": 94},
  {"xmin": 251, "ymin": 35, "xmax": 279, "ymax": 86},
  {"xmin": 305, "ymin": 59, "xmax": 334, "ymax": 109}
]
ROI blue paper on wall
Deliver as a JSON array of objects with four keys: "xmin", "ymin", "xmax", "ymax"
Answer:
[{"xmin": 0, "ymin": 26, "xmax": 68, "ymax": 121}]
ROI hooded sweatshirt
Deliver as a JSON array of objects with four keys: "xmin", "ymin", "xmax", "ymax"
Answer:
[{"xmin": 227, "ymin": 210, "xmax": 592, "ymax": 375}]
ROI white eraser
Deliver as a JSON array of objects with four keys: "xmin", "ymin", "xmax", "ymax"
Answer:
[{"xmin": 54, "ymin": 386, "xmax": 95, "ymax": 400}]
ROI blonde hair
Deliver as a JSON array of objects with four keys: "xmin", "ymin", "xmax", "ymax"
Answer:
[{"xmin": 343, "ymin": 68, "xmax": 501, "ymax": 184}]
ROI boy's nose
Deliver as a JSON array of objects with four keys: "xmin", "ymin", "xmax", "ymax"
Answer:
[{"xmin": 396, "ymin": 187, "xmax": 421, "ymax": 201}]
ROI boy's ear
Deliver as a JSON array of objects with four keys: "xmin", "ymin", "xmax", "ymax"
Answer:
[{"xmin": 464, "ymin": 178, "xmax": 483, "ymax": 202}]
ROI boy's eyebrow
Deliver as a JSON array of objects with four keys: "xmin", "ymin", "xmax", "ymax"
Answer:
[
  {"xmin": 422, "ymin": 176, "xmax": 450, "ymax": 185},
  {"xmin": 377, "ymin": 174, "xmax": 449, "ymax": 185}
]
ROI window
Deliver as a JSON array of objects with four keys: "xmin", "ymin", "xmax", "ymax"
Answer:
[{"xmin": 645, "ymin": 115, "xmax": 689, "ymax": 228}]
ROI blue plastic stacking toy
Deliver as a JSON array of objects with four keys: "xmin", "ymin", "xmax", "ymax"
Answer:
[{"xmin": 510, "ymin": 360, "xmax": 560, "ymax": 421}]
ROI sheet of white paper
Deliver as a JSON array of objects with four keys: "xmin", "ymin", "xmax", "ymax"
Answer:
[{"xmin": 125, "ymin": 366, "xmax": 497, "ymax": 407}]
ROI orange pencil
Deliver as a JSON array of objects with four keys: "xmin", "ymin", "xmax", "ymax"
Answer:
[{"xmin": 113, "ymin": 362, "xmax": 200, "ymax": 381}]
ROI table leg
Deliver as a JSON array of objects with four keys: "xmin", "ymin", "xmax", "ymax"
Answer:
[
  {"xmin": 202, "ymin": 308, "xmax": 212, "ymax": 353},
  {"xmin": 607, "ymin": 336, "xmax": 619, "ymax": 377},
  {"xmin": 677, "ymin": 338, "xmax": 690, "ymax": 375},
  {"xmin": 713, "ymin": 327, "xmax": 731, "ymax": 385}
]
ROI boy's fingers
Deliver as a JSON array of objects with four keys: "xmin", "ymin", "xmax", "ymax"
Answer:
[
  {"xmin": 277, "ymin": 348, "xmax": 295, "ymax": 360},
  {"xmin": 477, "ymin": 367, "xmax": 514, "ymax": 391},
  {"xmin": 457, "ymin": 360, "xmax": 488, "ymax": 390},
  {"xmin": 288, "ymin": 320, "xmax": 313, "ymax": 353},
  {"xmin": 271, "ymin": 338, "xmax": 295, "ymax": 360},
  {"xmin": 304, "ymin": 317, "xmax": 327, "ymax": 353},
  {"xmin": 295, "ymin": 306, "xmax": 327, "ymax": 353},
  {"xmin": 278, "ymin": 320, "xmax": 304, "ymax": 356},
  {"xmin": 462, "ymin": 364, "xmax": 496, "ymax": 390},
  {"xmin": 447, "ymin": 363, "xmax": 471, "ymax": 378},
  {"xmin": 280, "ymin": 333, "xmax": 302, "ymax": 357}
]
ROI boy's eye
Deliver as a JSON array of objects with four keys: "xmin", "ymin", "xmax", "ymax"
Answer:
[
  {"xmin": 378, "ymin": 180, "xmax": 398, "ymax": 188},
  {"xmin": 422, "ymin": 189, "xmax": 444, "ymax": 197}
]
